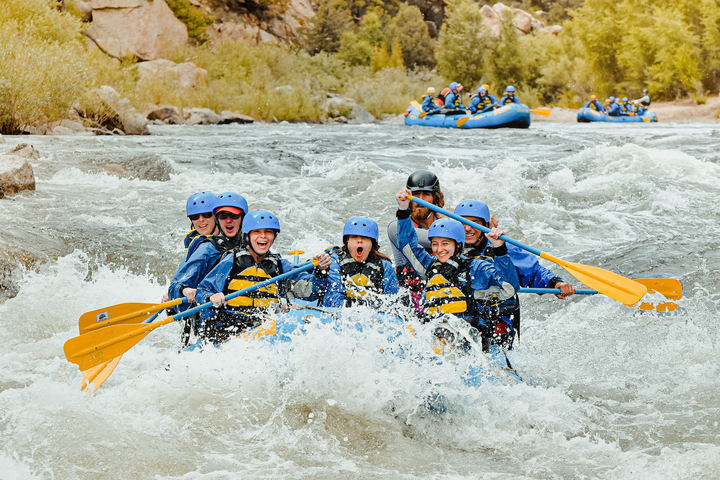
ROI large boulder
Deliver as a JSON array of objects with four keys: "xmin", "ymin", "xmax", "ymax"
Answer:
[
  {"xmin": 348, "ymin": 104, "xmax": 375, "ymax": 124},
  {"xmin": 183, "ymin": 107, "xmax": 223, "ymax": 125},
  {"xmin": 95, "ymin": 86, "xmax": 150, "ymax": 135},
  {"xmin": 480, "ymin": 6, "xmax": 502, "ymax": 37},
  {"xmin": 0, "ymin": 147, "xmax": 36, "ymax": 197},
  {"xmin": 85, "ymin": 0, "xmax": 188, "ymax": 61},
  {"xmin": 134, "ymin": 59, "xmax": 208, "ymax": 89},
  {"xmin": 220, "ymin": 111, "xmax": 254, "ymax": 124},
  {"xmin": 146, "ymin": 106, "xmax": 184, "ymax": 124}
]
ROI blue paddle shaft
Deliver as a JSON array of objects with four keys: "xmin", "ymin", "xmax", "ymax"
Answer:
[
  {"xmin": 409, "ymin": 196, "xmax": 543, "ymax": 256},
  {"xmin": 519, "ymin": 288, "xmax": 597, "ymax": 295},
  {"xmin": 169, "ymin": 260, "xmax": 316, "ymax": 322}
]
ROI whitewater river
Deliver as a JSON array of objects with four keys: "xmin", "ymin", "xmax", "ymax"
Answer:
[{"xmin": 1, "ymin": 121, "xmax": 719, "ymax": 479}]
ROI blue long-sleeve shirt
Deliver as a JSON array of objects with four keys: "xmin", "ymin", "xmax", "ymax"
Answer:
[
  {"xmin": 582, "ymin": 100, "xmax": 605, "ymax": 112},
  {"xmin": 500, "ymin": 94, "xmax": 521, "ymax": 105},
  {"xmin": 313, "ymin": 253, "xmax": 399, "ymax": 307},
  {"xmin": 607, "ymin": 102, "xmax": 621, "ymax": 116},
  {"xmin": 444, "ymin": 91, "xmax": 464, "ymax": 109},
  {"xmin": 421, "ymin": 95, "xmax": 437, "ymax": 113},
  {"xmin": 169, "ymin": 238, "xmax": 225, "ymax": 312}
]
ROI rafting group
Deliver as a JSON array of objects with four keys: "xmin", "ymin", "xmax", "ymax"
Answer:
[
  {"xmin": 420, "ymin": 83, "xmax": 523, "ymax": 115},
  {"xmin": 65, "ymin": 169, "xmax": 677, "ymax": 392},
  {"xmin": 582, "ymin": 89, "xmax": 651, "ymax": 116},
  {"xmin": 161, "ymin": 169, "xmax": 576, "ymax": 352}
]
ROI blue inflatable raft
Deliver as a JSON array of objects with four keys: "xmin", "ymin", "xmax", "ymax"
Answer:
[
  {"xmin": 240, "ymin": 304, "xmax": 522, "ymax": 388},
  {"xmin": 577, "ymin": 107, "xmax": 658, "ymax": 123},
  {"xmin": 404, "ymin": 101, "xmax": 531, "ymax": 129}
]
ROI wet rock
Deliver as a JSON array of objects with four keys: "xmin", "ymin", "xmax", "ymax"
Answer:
[
  {"xmin": 94, "ymin": 86, "xmax": 150, "ymax": 135},
  {"xmin": 84, "ymin": 0, "xmax": 188, "ymax": 61},
  {"xmin": 348, "ymin": 104, "xmax": 375, "ymax": 124},
  {"xmin": 0, "ymin": 154, "xmax": 35, "ymax": 197},
  {"xmin": 52, "ymin": 126, "xmax": 74, "ymax": 135},
  {"xmin": 8, "ymin": 144, "xmax": 40, "ymax": 160},
  {"xmin": 22, "ymin": 125, "xmax": 49, "ymax": 135},
  {"xmin": 135, "ymin": 59, "xmax": 208, "ymax": 89},
  {"xmin": 184, "ymin": 108, "xmax": 223, "ymax": 125},
  {"xmin": 220, "ymin": 111, "xmax": 254, "ymax": 124},
  {"xmin": 146, "ymin": 106, "xmax": 183, "ymax": 124},
  {"xmin": 0, "ymin": 134, "xmax": 4, "ymax": 144}
]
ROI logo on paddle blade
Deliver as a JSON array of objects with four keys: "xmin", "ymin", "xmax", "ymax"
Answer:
[{"xmin": 96, "ymin": 311, "xmax": 109, "ymax": 322}]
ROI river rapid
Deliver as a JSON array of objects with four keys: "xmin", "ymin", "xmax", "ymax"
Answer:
[{"xmin": 1, "ymin": 121, "xmax": 719, "ymax": 479}]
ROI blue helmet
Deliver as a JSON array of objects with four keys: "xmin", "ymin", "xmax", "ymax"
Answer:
[
  {"xmin": 186, "ymin": 191, "xmax": 216, "ymax": 216},
  {"xmin": 449, "ymin": 82, "xmax": 459, "ymax": 90},
  {"xmin": 454, "ymin": 200, "xmax": 490, "ymax": 225},
  {"xmin": 622, "ymin": 97, "xmax": 628, "ymax": 102},
  {"xmin": 343, "ymin": 216, "xmax": 379, "ymax": 242},
  {"xmin": 428, "ymin": 218, "xmax": 465, "ymax": 247},
  {"xmin": 242, "ymin": 209, "xmax": 280, "ymax": 237},
  {"xmin": 609, "ymin": 96, "xmax": 615, "ymax": 101},
  {"xmin": 478, "ymin": 87, "xmax": 487, "ymax": 94},
  {"xmin": 643, "ymin": 88, "xmax": 648, "ymax": 94},
  {"xmin": 506, "ymin": 85, "xmax": 515, "ymax": 93},
  {"xmin": 213, "ymin": 192, "xmax": 248, "ymax": 215}
]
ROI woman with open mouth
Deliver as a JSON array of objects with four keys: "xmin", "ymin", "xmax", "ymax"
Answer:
[
  {"xmin": 168, "ymin": 192, "xmax": 248, "ymax": 344},
  {"xmin": 196, "ymin": 209, "xmax": 332, "ymax": 344},
  {"xmin": 394, "ymin": 187, "xmax": 520, "ymax": 350},
  {"xmin": 313, "ymin": 216, "xmax": 399, "ymax": 308}
]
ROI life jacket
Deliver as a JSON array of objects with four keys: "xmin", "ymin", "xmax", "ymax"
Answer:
[
  {"xmin": 337, "ymin": 249, "xmax": 385, "ymax": 305},
  {"xmin": 624, "ymin": 103, "xmax": 634, "ymax": 114},
  {"xmin": 436, "ymin": 87, "xmax": 452, "ymax": 106},
  {"xmin": 424, "ymin": 256, "xmax": 473, "ymax": 318},
  {"xmin": 588, "ymin": 101, "xmax": 599, "ymax": 110},
  {"xmin": 183, "ymin": 229, "xmax": 200, "ymax": 249},
  {"xmin": 223, "ymin": 247, "xmax": 284, "ymax": 316},
  {"xmin": 501, "ymin": 95, "xmax": 516, "ymax": 105},
  {"xmin": 479, "ymin": 95, "xmax": 493, "ymax": 108}
]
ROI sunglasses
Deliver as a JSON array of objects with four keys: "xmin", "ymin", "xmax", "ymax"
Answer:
[
  {"xmin": 188, "ymin": 212, "xmax": 213, "ymax": 221},
  {"xmin": 217, "ymin": 212, "xmax": 241, "ymax": 220}
]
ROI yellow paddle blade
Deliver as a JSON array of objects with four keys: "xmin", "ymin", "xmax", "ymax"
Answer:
[
  {"xmin": 81, "ymin": 355, "xmax": 122, "ymax": 393},
  {"xmin": 64, "ymin": 318, "xmax": 173, "ymax": 371},
  {"xmin": 641, "ymin": 116, "xmax": 650, "ymax": 123},
  {"xmin": 79, "ymin": 299, "xmax": 182, "ymax": 334},
  {"xmin": 529, "ymin": 108, "xmax": 551, "ymax": 117},
  {"xmin": 419, "ymin": 112, "xmax": 427, "ymax": 119},
  {"xmin": 456, "ymin": 117, "xmax": 470, "ymax": 127},
  {"xmin": 634, "ymin": 278, "xmax": 682, "ymax": 312},
  {"xmin": 410, "ymin": 100, "xmax": 422, "ymax": 110},
  {"xmin": 541, "ymin": 253, "xmax": 647, "ymax": 305}
]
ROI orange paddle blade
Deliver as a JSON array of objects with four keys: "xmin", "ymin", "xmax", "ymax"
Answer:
[
  {"xmin": 635, "ymin": 278, "xmax": 682, "ymax": 312},
  {"xmin": 541, "ymin": 253, "xmax": 648, "ymax": 306},
  {"xmin": 529, "ymin": 108, "xmax": 551, "ymax": 117},
  {"xmin": 64, "ymin": 318, "xmax": 173, "ymax": 371},
  {"xmin": 82, "ymin": 356, "xmax": 122, "ymax": 393},
  {"xmin": 456, "ymin": 117, "xmax": 470, "ymax": 127},
  {"xmin": 79, "ymin": 299, "xmax": 182, "ymax": 334}
]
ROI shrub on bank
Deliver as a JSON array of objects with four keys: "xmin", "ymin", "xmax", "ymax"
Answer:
[{"xmin": 0, "ymin": 0, "xmax": 90, "ymax": 134}]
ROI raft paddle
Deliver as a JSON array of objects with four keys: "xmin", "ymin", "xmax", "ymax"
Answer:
[
  {"xmin": 64, "ymin": 260, "xmax": 319, "ymax": 372},
  {"xmin": 78, "ymin": 297, "xmax": 186, "ymax": 334},
  {"xmin": 81, "ymin": 312, "xmax": 161, "ymax": 393},
  {"xmin": 519, "ymin": 279, "xmax": 681, "ymax": 312},
  {"xmin": 456, "ymin": 116, "xmax": 471, "ymax": 127},
  {"xmin": 529, "ymin": 108, "xmax": 551, "ymax": 117},
  {"xmin": 407, "ymin": 195, "xmax": 648, "ymax": 306}
]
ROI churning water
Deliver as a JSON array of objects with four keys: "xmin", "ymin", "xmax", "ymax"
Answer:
[{"xmin": 1, "ymin": 121, "xmax": 719, "ymax": 479}]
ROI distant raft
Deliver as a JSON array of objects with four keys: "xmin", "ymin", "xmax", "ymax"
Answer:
[
  {"xmin": 405, "ymin": 101, "xmax": 531, "ymax": 129},
  {"xmin": 577, "ymin": 107, "xmax": 658, "ymax": 123}
]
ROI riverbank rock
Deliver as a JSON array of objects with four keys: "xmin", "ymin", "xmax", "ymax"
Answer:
[
  {"xmin": 184, "ymin": 108, "xmax": 223, "ymax": 125},
  {"xmin": 134, "ymin": 59, "xmax": 208, "ymax": 89},
  {"xmin": 0, "ymin": 134, "xmax": 4, "ymax": 144},
  {"xmin": 220, "ymin": 111, "xmax": 254, "ymax": 124},
  {"xmin": 95, "ymin": 86, "xmax": 150, "ymax": 135},
  {"xmin": 480, "ymin": 2, "xmax": 556, "ymax": 38},
  {"xmin": 348, "ymin": 104, "xmax": 375, "ymax": 124},
  {"xmin": 146, "ymin": 106, "xmax": 184, "ymax": 124},
  {"xmin": 0, "ymin": 146, "xmax": 36, "ymax": 197},
  {"xmin": 84, "ymin": 0, "xmax": 188, "ymax": 61}
]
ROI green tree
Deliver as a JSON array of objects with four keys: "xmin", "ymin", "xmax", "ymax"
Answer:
[
  {"xmin": 485, "ymin": 11, "xmax": 530, "ymax": 89},
  {"xmin": 385, "ymin": 3, "xmax": 435, "ymax": 68},
  {"xmin": 165, "ymin": 0, "xmax": 214, "ymax": 44},
  {"xmin": 337, "ymin": 31, "xmax": 374, "ymax": 65},
  {"xmin": 435, "ymin": 0, "xmax": 492, "ymax": 87},
  {"xmin": 370, "ymin": 40, "xmax": 405, "ymax": 72},
  {"xmin": 302, "ymin": 0, "xmax": 354, "ymax": 54}
]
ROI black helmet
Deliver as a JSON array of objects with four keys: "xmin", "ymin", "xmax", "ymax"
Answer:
[{"xmin": 406, "ymin": 170, "xmax": 441, "ymax": 193}]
